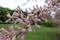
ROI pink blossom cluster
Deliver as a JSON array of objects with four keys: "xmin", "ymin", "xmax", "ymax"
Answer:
[
  {"xmin": 0, "ymin": 0, "xmax": 59, "ymax": 40},
  {"xmin": 0, "ymin": 25, "xmax": 26, "ymax": 40}
]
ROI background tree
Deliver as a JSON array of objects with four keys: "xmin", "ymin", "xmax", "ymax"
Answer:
[
  {"xmin": 0, "ymin": 6, "xmax": 8, "ymax": 22},
  {"xmin": 0, "ymin": 6, "xmax": 15, "ymax": 22}
]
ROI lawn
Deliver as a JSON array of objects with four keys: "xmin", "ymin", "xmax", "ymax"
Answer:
[{"xmin": 0, "ymin": 24, "xmax": 59, "ymax": 40}]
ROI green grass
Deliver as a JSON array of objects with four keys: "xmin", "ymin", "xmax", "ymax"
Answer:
[{"xmin": 0, "ymin": 24, "xmax": 59, "ymax": 40}]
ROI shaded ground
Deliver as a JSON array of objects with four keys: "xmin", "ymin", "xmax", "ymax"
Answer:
[{"xmin": 56, "ymin": 33, "xmax": 60, "ymax": 40}]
